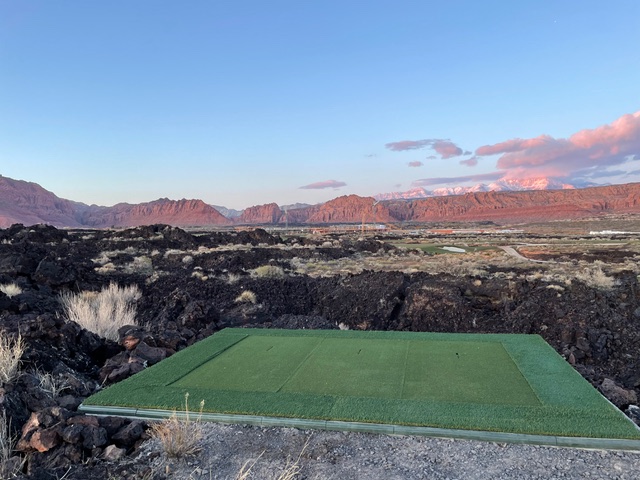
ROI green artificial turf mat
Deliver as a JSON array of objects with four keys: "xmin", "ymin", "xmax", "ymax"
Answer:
[
  {"xmin": 81, "ymin": 328, "xmax": 640, "ymax": 444},
  {"xmin": 173, "ymin": 335, "xmax": 324, "ymax": 392}
]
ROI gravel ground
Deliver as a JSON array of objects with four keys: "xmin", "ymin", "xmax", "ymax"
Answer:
[{"xmin": 132, "ymin": 423, "xmax": 640, "ymax": 480}]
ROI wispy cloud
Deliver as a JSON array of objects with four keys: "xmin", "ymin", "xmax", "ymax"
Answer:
[
  {"xmin": 412, "ymin": 172, "xmax": 503, "ymax": 187},
  {"xmin": 459, "ymin": 156, "xmax": 478, "ymax": 167},
  {"xmin": 299, "ymin": 180, "xmax": 347, "ymax": 190},
  {"xmin": 385, "ymin": 138, "xmax": 466, "ymax": 159},
  {"xmin": 385, "ymin": 140, "xmax": 433, "ymax": 151},
  {"xmin": 408, "ymin": 161, "xmax": 423, "ymax": 167}
]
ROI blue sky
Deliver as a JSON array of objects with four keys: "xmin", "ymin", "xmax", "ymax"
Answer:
[{"xmin": 1, "ymin": 1, "xmax": 639, "ymax": 209}]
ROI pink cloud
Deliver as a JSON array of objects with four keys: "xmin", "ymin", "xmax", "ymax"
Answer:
[
  {"xmin": 433, "ymin": 140, "xmax": 463, "ymax": 159},
  {"xmin": 408, "ymin": 161, "xmax": 424, "ymax": 167},
  {"xmin": 475, "ymin": 111, "xmax": 640, "ymax": 178},
  {"xmin": 385, "ymin": 138, "xmax": 465, "ymax": 159},
  {"xmin": 459, "ymin": 156, "xmax": 478, "ymax": 167},
  {"xmin": 299, "ymin": 180, "xmax": 347, "ymax": 190}
]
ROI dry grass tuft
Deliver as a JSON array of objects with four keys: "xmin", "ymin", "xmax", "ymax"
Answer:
[
  {"xmin": 0, "ymin": 332, "xmax": 24, "ymax": 387},
  {"xmin": 0, "ymin": 411, "xmax": 24, "ymax": 479},
  {"xmin": 235, "ymin": 290, "xmax": 257, "ymax": 304},
  {"xmin": 235, "ymin": 451, "xmax": 265, "ymax": 480},
  {"xmin": 251, "ymin": 265, "xmax": 286, "ymax": 279},
  {"xmin": 0, "ymin": 283, "xmax": 22, "ymax": 298},
  {"xmin": 60, "ymin": 283, "xmax": 141, "ymax": 341},
  {"xmin": 150, "ymin": 393, "xmax": 205, "ymax": 458},
  {"xmin": 234, "ymin": 438, "xmax": 308, "ymax": 479},
  {"xmin": 33, "ymin": 369, "xmax": 69, "ymax": 397},
  {"xmin": 575, "ymin": 266, "xmax": 617, "ymax": 290}
]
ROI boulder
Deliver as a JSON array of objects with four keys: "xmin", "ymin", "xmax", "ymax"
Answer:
[
  {"xmin": 112, "ymin": 421, "xmax": 145, "ymax": 447},
  {"xmin": 600, "ymin": 378, "xmax": 638, "ymax": 408},
  {"xmin": 132, "ymin": 341, "xmax": 167, "ymax": 365}
]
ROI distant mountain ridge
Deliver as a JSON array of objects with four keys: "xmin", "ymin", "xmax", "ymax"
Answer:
[
  {"xmin": 1, "ymin": 174, "xmax": 638, "ymax": 228},
  {"xmin": 374, "ymin": 177, "xmax": 579, "ymax": 201},
  {"xmin": 0, "ymin": 176, "xmax": 230, "ymax": 228}
]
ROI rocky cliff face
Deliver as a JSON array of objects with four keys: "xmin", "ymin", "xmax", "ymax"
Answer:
[
  {"xmin": 237, "ymin": 203, "xmax": 283, "ymax": 224},
  {"xmin": 303, "ymin": 195, "xmax": 395, "ymax": 224},
  {"xmin": 387, "ymin": 183, "xmax": 640, "ymax": 223},
  {"xmin": 0, "ymin": 176, "xmax": 82, "ymax": 228},
  {"xmin": 2, "ymin": 174, "xmax": 639, "ymax": 228},
  {"xmin": 0, "ymin": 177, "xmax": 231, "ymax": 227},
  {"xmin": 77, "ymin": 198, "xmax": 231, "ymax": 227}
]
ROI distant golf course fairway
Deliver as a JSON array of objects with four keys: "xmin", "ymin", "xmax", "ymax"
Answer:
[{"xmin": 81, "ymin": 329, "xmax": 640, "ymax": 448}]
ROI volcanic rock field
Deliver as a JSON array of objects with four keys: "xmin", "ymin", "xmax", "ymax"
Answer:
[{"xmin": 0, "ymin": 223, "xmax": 639, "ymax": 478}]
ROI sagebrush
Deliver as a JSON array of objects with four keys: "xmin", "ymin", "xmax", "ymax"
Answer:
[
  {"xmin": 150, "ymin": 393, "xmax": 204, "ymax": 458},
  {"xmin": 60, "ymin": 283, "xmax": 141, "ymax": 341},
  {"xmin": 0, "ymin": 332, "xmax": 24, "ymax": 387}
]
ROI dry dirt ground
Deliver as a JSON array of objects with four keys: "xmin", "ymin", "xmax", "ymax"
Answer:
[{"xmin": 103, "ymin": 423, "xmax": 640, "ymax": 480}]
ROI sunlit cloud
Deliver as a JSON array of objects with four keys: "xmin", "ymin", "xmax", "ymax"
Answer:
[
  {"xmin": 299, "ymin": 180, "xmax": 347, "ymax": 190},
  {"xmin": 432, "ymin": 140, "xmax": 463, "ymax": 159},
  {"xmin": 459, "ymin": 156, "xmax": 478, "ymax": 167},
  {"xmin": 385, "ymin": 138, "xmax": 466, "ymax": 159},
  {"xmin": 411, "ymin": 111, "xmax": 640, "ymax": 188},
  {"xmin": 408, "ymin": 161, "xmax": 423, "ymax": 167},
  {"xmin": 476, "ymin": 111, "xmax": 640, "ymax": 179}
]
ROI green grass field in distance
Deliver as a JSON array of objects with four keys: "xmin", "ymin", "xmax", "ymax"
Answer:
[{"xmin": 82, "ymin": 328, "xmax": 640, "ymax": 440}]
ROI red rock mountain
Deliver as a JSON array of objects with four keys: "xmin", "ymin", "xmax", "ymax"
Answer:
[
  {"xmin": 237, "ymin": 203, "xmax": 283, "ymax": 224},
  {"xmin": 299, "ymin": 195, "xmax": 395, "ymax": 224},
  {"xmin": 1, "ymin": 174, "xmax": 639, "ymax": 228},
  {"xmin": 385, "ymin": 183, "xmax": 640, "ymax": 223},
  {"xmin": 0, "ymin": 175, "xmax": 83, "ymax": 227},
  {"xmin": 0, "ymin": 176, "xmax": 230, "ymax": 228},
  {"xmin": 77, "ymin": 198, "xmax": 231, "ymax": 227}
]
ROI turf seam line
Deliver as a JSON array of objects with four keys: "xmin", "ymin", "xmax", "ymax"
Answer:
[
  {"xmin": 274, "ymin": 336, "xmax": 326, "ymax": 394},
  {"xmin": 500, "ymin": 341, "xmax": 545, "ymax": 407},
  {"xmin": 399, "ymin": 340, "xmax": 410, "ymax": 399},
  {"xmin": 165, "ymin": 334, "xmax": 249, "ymax": 387}
]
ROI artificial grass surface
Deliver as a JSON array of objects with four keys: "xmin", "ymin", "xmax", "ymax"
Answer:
[{"xmin": 82, "ymin": 328, "xmax": 640, "ymax": 440}]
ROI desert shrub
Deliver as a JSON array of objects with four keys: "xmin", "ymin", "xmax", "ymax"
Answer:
[
  {"xmin": 225, "ymin": 272, "xmax": 241, "ymax": 284},
  {"xmin": 250, "ymin": 265, "xmax": 286, "ymax": 279},
  {"xmin": 575, "ymin": 266, "xmax": 617, "ymax": 290},
  {"xmin": 0, "ymin": 283, "xmax": 22, "ymax": 298},
  {"xmin": 191, "ymin": 270, "xmax": 208, "ymax": 281},
  {"xmin": 235, "ymin": 290, "xmax": 257, "ymax": 304},
  {"xmin": 60, "ymin": 283, "xmax": 141, "ymax": 341},
  {"xmin": 0, "ymin": 332, "xmax": 24, "ymax": 387},
  {"xmin": 124, "ymin": 256, "xmax": 154, "ymax": 276},
  {"xmin": 150, "ymin": 393, "xmax": 204, "ymax": 458},
  {"xmin": 33, "ymin": 369, "xmax": 68, "ymax": 397}
]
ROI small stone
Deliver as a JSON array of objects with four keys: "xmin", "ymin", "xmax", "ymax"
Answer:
[
  {"xmin": 61, "ymin": 424, "xmax": 84, "ymax": 444},
  {"xmin": 103, "ymin": 444, "xmax": 126, "ymax": 461},
  {"xmin": 82, "ymin": 425, "xmax": 109, "ymax": 449},
  {"xmin": 30, "ymin": 428, "xmax": 61, "ymax": 452}
]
